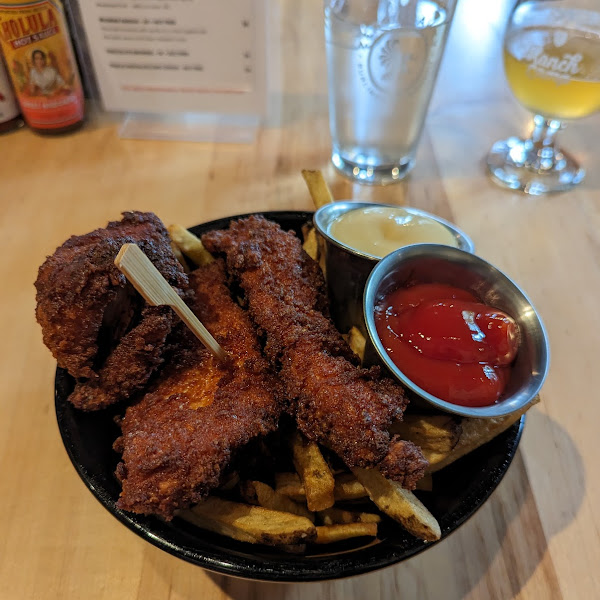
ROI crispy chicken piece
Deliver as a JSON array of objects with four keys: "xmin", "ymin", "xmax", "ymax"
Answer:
[
  {"xmin": 203, "ymin": 216, "xmax": 428, "ymax": 489},
  {"xmin": 115, "ymin": 260, "xmax": 285, "ymax": 518},
  {"xmin": 35, "ymin": 211, "xmax": 188, "ymax": 410}
]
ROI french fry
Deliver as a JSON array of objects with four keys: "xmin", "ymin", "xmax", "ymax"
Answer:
[
  {"xmin": 168, "ymin": 224, "xmax": 214, "ymax": 267},
  {"xmin": 274, "ymin": 472, "xmax": 306, "ymax": 501},
  {"xmin": 301, "ymin": 222, "xmax": 326, "ymax": 277},
  {"xmin": 301, "ymin": 169, "xmax": 334, "ymax": 209},
  {"xmin": 276, "ymin": 471, "xmax": 369, "ymax": 502},
  {"xmin": 351, "ymin": 467, "xmax": 441, "ymax": 542},
  {"xmin": 390, "ymin": 414, "xmax": 462, "ymax": 454},
  {"xmin": 315, "ymin": 522, "xmax": 378, "ymax": 544},
  {"xmin": 346, "ymin": 326, "xmax": 366, "ymax": 363},
  {"xmin": 181, "ymin": 497, "xmax": 316, "ymax": 546},
  {"xmin": 290, "ymin": 431, "xmax": 336, "ymax": 511},
  {"xmin": 169, "ymin": 241, "xmax": 190, "ymax": 273},
  {"xmin": 427, "ymin": 396, "xmax": 540, "ymax": 473},
  {"xmin": 421, "ymin": 447, "xmax": 456, "ymax": 469},
  {"xmin": 302, "ymin": 225, "xmax": 319, "ymax": 262},
  {"xmin": 318, "ymin": 507, "xmax": 381, "ymax": 525},
  {"xmin": 334, "ymin": 473, "xmax": 368, "ymax": 501},
  {"xmin": 241, "ymin": 480, "xmax": 315, "ymax": 522}
]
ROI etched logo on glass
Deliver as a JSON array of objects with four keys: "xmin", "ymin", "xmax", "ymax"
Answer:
[{"xmin": 367, "ymin": 30, "xmax": 426, "ymax": 94}]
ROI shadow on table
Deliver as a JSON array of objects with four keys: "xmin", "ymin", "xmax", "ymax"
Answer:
[{"xmin": 200, "ymin": 412, "xmax": 584, "ymax": 600}]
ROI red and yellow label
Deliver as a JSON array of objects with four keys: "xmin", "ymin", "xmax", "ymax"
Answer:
[{"xmin": 0, "ymin": 0, "xmax": 84, "ymax": 129}]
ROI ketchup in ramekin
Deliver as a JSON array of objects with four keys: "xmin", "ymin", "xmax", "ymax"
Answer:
[{"xmin": 374, "ymin": 283, "xmax": 520, "ymax": 407}]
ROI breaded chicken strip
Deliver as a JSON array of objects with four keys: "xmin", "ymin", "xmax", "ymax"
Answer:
[
  {"xmin": 115, "ymin": 260, "xmax": 284, "ymax": 518},
  {"xmin": 35, "ymin": 211, "xmax": 188, "ymax": 410},
  {"xmin": 203, "ymin": 216, "xmax": 427, "ymax": 488}
]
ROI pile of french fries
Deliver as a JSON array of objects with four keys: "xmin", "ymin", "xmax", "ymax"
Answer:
[{"xmin": 166, "ymin": 172, "xmax": 539, "ymax": 551}]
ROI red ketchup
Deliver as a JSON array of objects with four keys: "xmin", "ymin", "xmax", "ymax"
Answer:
[{"xmin": 374, "ymin": 283, "xmax": 520, "ymax": 407}]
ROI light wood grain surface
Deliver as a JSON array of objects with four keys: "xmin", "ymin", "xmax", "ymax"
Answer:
[{"xmin": 2, "ymin": 1, "xmax": 599, "ymax": 598}]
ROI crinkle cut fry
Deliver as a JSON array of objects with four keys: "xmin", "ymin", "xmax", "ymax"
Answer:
[
  {"xmin": 115, "ymin": 260, "xmax": 285, "ymax": 519},
  {"xmin": 202, "ymin": 216, "xmax": 428, "ymax": 488}
]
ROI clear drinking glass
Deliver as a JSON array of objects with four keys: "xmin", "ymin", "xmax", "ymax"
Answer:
[
  {"xmin": 324, "ymin": 0, "xmax": 457, "ymax": 185},
  {"xmin": 487, "ymin": 0, "xmax": 600, "ymax": 195}
]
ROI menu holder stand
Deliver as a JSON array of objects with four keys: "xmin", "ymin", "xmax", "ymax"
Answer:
[
  {"xmin": 119, "ymin": 112, "xmax": 261, "ymax": 144},
  {"xmin": 68, "ymin": 0, "xmax": 267, "ymax": 144}
]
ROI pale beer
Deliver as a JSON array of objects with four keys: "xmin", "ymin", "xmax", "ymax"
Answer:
[{"xmin": 504, "ymin": 11, "xmax": 600, "ymax": 120}]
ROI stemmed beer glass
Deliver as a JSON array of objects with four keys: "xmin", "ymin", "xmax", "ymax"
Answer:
[{"xmin": 487, "ymin": 0, "xmax": 600, "ymax": 195}]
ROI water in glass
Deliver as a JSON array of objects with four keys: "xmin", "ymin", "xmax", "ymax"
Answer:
[{"xmin": 325, "ymin": 0, "xmax": 453, "ymax": 184}]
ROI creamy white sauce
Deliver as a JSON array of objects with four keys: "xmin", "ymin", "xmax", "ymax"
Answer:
[{"xmin": 328, "ymin": 206, "xmax": 459, "ymax": 258}]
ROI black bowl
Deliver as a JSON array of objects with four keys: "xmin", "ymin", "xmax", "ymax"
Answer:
[{"xmin": 55, "ymin": 211, "xmax": 525, "ymax": 582}]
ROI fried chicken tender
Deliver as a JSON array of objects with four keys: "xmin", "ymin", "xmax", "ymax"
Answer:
[
  {"xmin": 35, "ymin": 211, "xmax": 188, "ymax": 410},
  {"xmin": 202, "ymin": 216, "xmax": 427, "ymax": 488},
  {"xmin": 115, "ymin": 260, "xmax": 284, "ymax": 518}
]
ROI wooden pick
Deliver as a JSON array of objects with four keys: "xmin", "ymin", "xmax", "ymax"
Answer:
[{"xmin": 114, "ymin": 243, "xmax": 228, "ymax": 362}]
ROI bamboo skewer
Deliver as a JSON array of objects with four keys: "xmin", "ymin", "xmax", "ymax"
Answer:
[{"xmin": 114, "ymin": 243, "xmax": 228, "ymax": 362}]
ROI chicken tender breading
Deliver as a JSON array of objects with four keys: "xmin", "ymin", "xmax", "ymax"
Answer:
[
  {"xmin": 35, "ymin": 211, "xmax": 188, "ymax": 410},
  {"xmin": 202, "ymin": 216, "xmax": 428, "ymax": 489},
  {"xmin": 115, "ymin": 260, "xmax": 285, "ymax": 518}
]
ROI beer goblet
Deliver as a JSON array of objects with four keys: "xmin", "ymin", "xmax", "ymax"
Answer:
[{"xmin": 487, "ymin": 0, "xmax": 600, "ymax": 195}]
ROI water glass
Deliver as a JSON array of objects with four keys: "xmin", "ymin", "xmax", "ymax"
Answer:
[{"xmin": 324, "ymin": 0, "xmax": 457, "ymax": 185}]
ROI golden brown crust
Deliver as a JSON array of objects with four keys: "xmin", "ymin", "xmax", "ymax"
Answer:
[
  {"xmin": 68, "ymin": 306, "xmax": 174, "ymax": 410},
  {"xmin": 34, "ymin": 211, "xmax": 188, "ymax": 409},
  {"xmin": 115, "ymin": 260, "xmax": 285, "ymax": 518},
  {"xmin": 202, "ymin": 216, "xmax": 427, "ymax": 488}
]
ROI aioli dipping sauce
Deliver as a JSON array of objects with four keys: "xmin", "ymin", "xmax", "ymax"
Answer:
[
  {"xmin": 375, "ymin": 283, "xmax": 520, "ymax": 407},
  {"xmin": 328, "ymin": 206, "xmax": 459, "ymax": 258}
]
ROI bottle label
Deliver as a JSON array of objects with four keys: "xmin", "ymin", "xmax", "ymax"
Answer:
[
  {"xmin": 0, "ymin": 59, "xmax": 19, "ymax": 122},
  {"xmin": 0, "ymin": 1, "xmax": 84, "ymax": 129}
]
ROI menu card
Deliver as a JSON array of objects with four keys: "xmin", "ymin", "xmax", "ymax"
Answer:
[{"xmin": 76, "ymin": 0, "xmax": 267, "ymax": 120}]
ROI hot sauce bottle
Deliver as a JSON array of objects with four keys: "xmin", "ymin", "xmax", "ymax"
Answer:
[
  {"xmin": 0, "ymin": 51, "xmax": 22, "ymax": 133},
  {"xmin": 0, "ymin": 0, "xmax": 84, "ymax": 134}
]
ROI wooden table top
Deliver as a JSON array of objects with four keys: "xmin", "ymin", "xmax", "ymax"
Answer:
[{"xmin": 2, "ymin": 0, "xmax": 598, "ymax": 598}]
